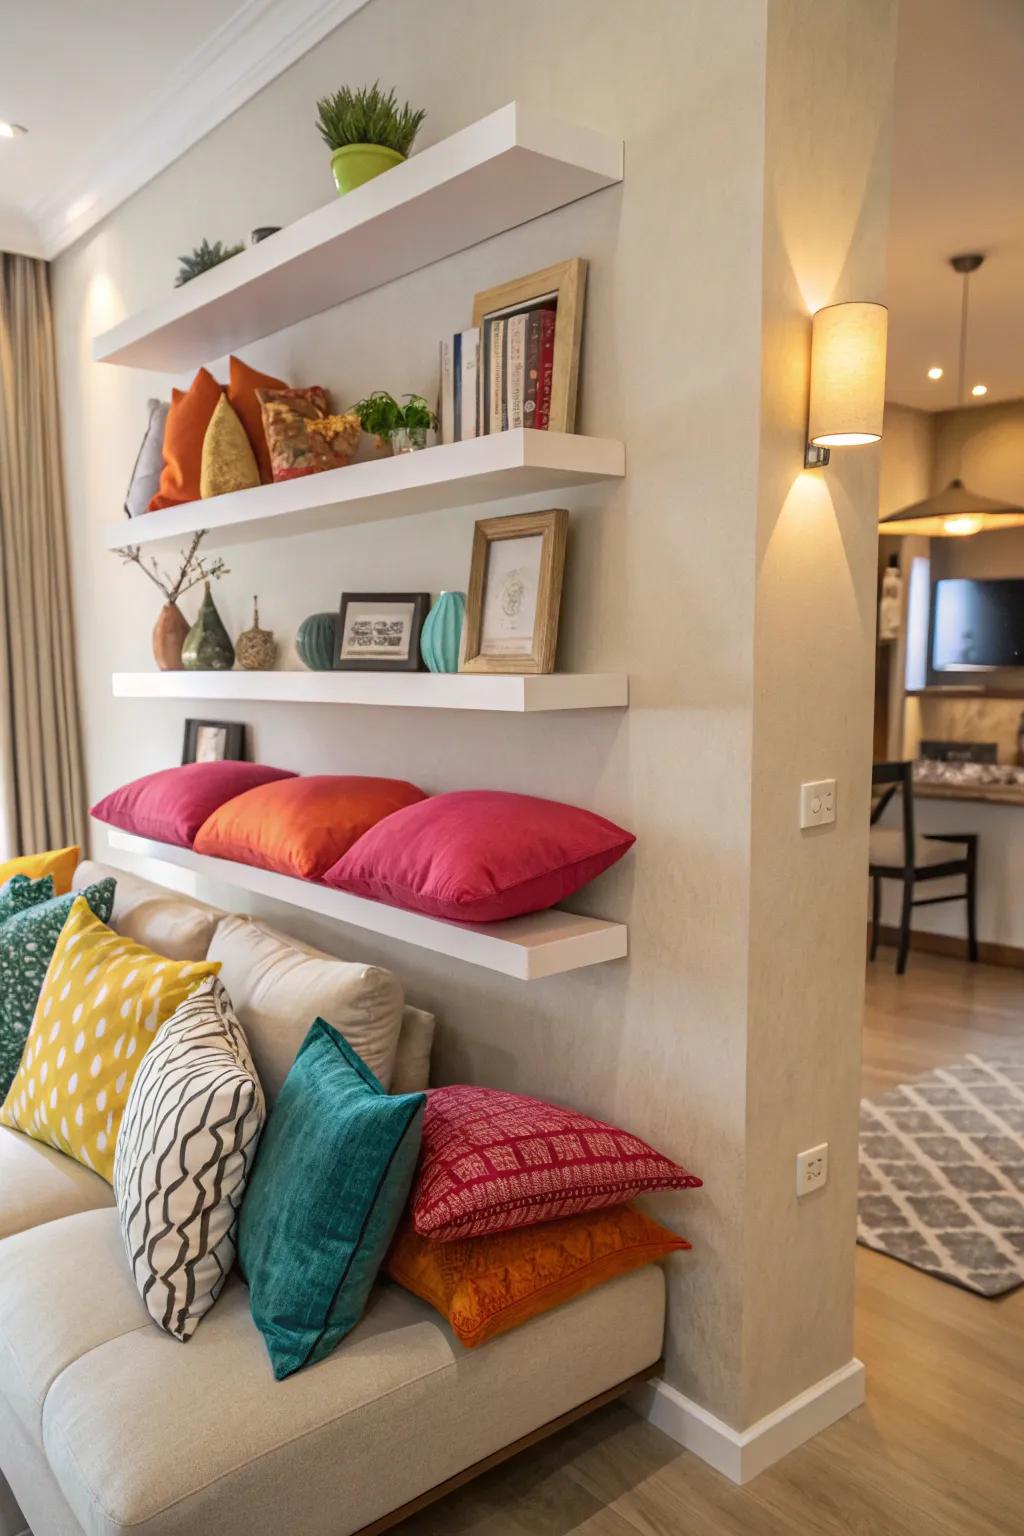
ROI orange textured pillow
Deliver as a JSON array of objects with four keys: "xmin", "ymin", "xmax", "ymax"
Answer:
[
  {"xmin": 386, "ymin": 1204, "xmax": 689, "ymax": 1349},
  {"xmin": 227, "ymin": 355, "xmax": 287, "ymax": 484},
  {"xmin": 149, "ymin": 367, "xmax": 222, "ymax": 510},
  {"xmin": 193, "ymin": 774, "xmax": 428, "ymax": 881}
]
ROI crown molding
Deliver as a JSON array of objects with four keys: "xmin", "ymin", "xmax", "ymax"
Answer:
[{"xmin": 27, "ymin": 0, "xmax": 370, "ymax": 260}]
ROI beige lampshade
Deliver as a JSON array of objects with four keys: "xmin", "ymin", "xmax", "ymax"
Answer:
[
  {"xmin": 878, "ymin": 477, "xmax": 1024, "ymax": 537},
  {"xmin": 808, "ymin": 301, "xmax": 888, "ymax": 447}
]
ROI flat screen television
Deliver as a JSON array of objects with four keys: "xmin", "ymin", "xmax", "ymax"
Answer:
[{"xmin": 931, "ymin": 578, "xmax": 1024, "ymax": 671}]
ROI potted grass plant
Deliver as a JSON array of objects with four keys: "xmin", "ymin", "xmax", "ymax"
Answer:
[
  {"xmin": 353, "ymin": 391, "xmax": 438, "ymax": 454},
  {"xmin": 315, "ymin": 82, "xmax": 426, "ymax": 196}
]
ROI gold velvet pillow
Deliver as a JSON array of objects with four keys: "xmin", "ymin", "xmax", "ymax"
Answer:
[{"xmin": 200, "ymin": 397, "xmax": 260, "ymax": 498}]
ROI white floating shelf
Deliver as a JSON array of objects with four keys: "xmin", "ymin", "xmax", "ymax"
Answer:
[
  {"xmin": 93, "ymin": 103, "xmax": 623, "ymax": 372},
  {"xmin": 105, "ymin": 430, "xmax": 624, "ymax": 551},
  {"xmin": 112, "ymin": 670, "xmax": 628, "ymax": 712},
  {"xmin": 104, "ymin": 831, "xmax": 628, "ymax": 981}
]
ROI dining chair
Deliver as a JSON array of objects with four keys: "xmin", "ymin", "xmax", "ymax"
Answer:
[{"xmin": 869, "ymin": 760, "xmax": 979, "ymax": 975}]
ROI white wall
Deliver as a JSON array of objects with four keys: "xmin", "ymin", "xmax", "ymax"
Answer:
[{"xmin": 51, "ymin": 0, "xmax": 897, "ymax": 1435}]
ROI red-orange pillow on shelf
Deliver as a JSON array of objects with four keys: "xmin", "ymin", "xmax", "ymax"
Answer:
[
  {"xmin": 193, "ymin": 774, "xmax": 428, "ymax": 881},
  {"xmin": 227, "ymin": 355, "xmax": 288, "ymax": 484},
  {"xmin": 386, "ymin": 1204, "xmax": 689, "ymax": 1349},
  {"xmin": 148, "ymin": 367, "xmax": 223, "ymax": 510}
]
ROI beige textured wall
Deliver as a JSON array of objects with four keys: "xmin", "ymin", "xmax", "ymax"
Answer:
[{"xmin": 51, "ymin": 0, "xmax": 896, "ymax": 1431}]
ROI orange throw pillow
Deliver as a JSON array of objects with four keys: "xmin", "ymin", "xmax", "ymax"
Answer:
[
  {"xmin": 386, "ymin": 1204, "xmax": 689, "ymax": 1349},
  {"xmin": 148, "ymin": 367, "xmax": 223, "ymax": 510},
  {"xmin": 193, "ymin": 774, "xmax": 428, "ymax": 881},
  {"xmin": 227, "ymin": 355, "xmax": 288, "ymax": 484}
]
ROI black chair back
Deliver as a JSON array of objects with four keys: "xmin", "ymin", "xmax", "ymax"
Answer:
[{"xmin": 871, "ymin": 761, "xmax": 915, "ymax": 869}]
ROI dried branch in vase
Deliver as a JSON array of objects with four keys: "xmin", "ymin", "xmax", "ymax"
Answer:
[{"xmin": 117, "ymin": 530, "xmax": 229, "ymax": 605}]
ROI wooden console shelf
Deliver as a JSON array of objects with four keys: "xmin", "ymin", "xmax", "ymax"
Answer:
[{"xmin": 104, "ymin": 831, "xmax": 629, "ymax": 981}]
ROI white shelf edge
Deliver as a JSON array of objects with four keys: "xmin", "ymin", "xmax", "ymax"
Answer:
[
  {"xmin": 105, "ymin": 431, "xmax": 625, "ymax": 551},
  {"xmin": 92, "ymin": 103, "xmax": 623, "ymax": 372},
  {"xmin": 111, "ymin": 671, "xmax": 629, "ymax": 712},
  {"xmin": 103, "ymin": 830, "xmax": 628, "ymax": 981}
]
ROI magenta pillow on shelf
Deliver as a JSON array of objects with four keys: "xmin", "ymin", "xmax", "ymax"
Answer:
[
  {"xmin": 90, "ymin": 761, "xmax": 297, "ymax": 849},
  {"xmin": 323, "ymin": 789, "xmax": 635, "ymax": 923}
]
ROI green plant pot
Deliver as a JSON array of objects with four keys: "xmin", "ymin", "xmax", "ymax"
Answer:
[{"xmin": 330, "ymin": 143, "xmax": 405, "ymax": 196}]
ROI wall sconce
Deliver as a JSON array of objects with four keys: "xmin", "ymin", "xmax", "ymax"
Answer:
[{"xmin": 804, "ymin": 301, "xmax": 888, "ymax": 468}]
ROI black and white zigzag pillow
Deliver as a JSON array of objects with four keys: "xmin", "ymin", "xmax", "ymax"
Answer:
[{"xmin": 114, "ymin": 975, "xmax": 266, "ymax": 1340}]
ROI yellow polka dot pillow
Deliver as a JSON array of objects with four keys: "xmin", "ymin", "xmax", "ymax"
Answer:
[{"xmin": 0, "ymin": 896, "xmax": 219, "ymax": 1182}]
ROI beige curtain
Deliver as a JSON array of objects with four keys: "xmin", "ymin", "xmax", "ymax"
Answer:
[{"xmin": 0, "ymin": 252, "xmax": 86, "ymax": 860}]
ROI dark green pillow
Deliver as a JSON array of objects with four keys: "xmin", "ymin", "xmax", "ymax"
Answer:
[
  {"xmin": 0, "ymin": 873, "xmax": 55, "ymax": 925},
  {"xmin": 0, "ymin": 880, "xmax": 116, "ymax": 1100},
  {"xmin": 239, "ymin": 1018, "xmax": 425, "ymax": 1380}
]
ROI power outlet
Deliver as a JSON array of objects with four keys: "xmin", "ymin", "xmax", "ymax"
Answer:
[
  {"xmin": 800, "ymin": 779, "xmax": 836, "ymax": 829},
  {"xmin": 796, "ymin": 1142, "xmax": 829, "ymax": 1197}
]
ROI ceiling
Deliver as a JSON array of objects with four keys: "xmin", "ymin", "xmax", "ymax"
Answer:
[
  {"xmin": 886, "ymin": 0, "xmax": 1024, "ymax": 411},
  {"xmin": 0, "ymin": 0, "xmax": 1021, "ymax": 414}
]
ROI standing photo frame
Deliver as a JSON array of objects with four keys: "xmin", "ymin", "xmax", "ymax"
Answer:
[
  {"xmin": 460, "ymin": 509, "xmax": 568, "ymax": 675},
  {"xmin": 336, "ymin": 592, "xmax": 431, "ymax": 671},
  {"xmin": 472, "ymin": 258, "xmax": 587, "ymax": 435},
  {"xmin": 182, "ymin": 719, "xmax": 246, "ymax": 765}
]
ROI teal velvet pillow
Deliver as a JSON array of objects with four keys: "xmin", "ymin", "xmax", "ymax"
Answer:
[
  {"xmin": 0, "ymin": 879, "xmax": 116, "ymax": 1100},
  {"xmin": 239, "ymin": 1018, "xmax": 425, "ymax": 1380},
  {"xmin": 0, "ymin": 873, "xmax": 55, "ymax": 925}
]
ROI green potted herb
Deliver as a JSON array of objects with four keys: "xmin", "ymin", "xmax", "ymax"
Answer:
[
  {"xmin": 315, "ymin": 83, "xmax": 426, "ymax": 196},
  {"xmin": 353, "ymin": 391, "xmax": 438, "ymax": 454}
]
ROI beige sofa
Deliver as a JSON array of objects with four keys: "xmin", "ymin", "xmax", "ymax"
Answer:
[{"xmin": 0, "ymin": 863, "xmax": 665, "ymax": 1536}]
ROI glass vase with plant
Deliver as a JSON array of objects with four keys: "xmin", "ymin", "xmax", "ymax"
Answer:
[
  {"xmin": 353, "ymin": 391, "xmax": 438, "ymax": 454},
  {"xmin": 315, "ymin": 82, "xmax": 426, "ymax": 196},
  {"xmin": 118, "ymin": 532, "xmax": 229, "ymax": 671}
]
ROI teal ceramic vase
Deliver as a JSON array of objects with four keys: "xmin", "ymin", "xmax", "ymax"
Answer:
[
  {"xmin": 182, "ymin": 582, "xmax": 235, "ymax": 670},
  {"xmin": 297, "ymin": 611, "xmax": 339, "ymax": 671},
  {"xmin": 420, "ymin": 591, "xmax": 465, "ymax": 673}
]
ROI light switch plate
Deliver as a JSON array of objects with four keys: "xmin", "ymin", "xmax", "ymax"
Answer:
[{"xmin": 800, "ymin": 779, "xmax": 836, "ymax": 829}]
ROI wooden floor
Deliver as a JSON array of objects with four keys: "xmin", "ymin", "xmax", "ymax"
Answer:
[{"xmin": 398, "ymin": 949, "xmax": 1024, "ymax": 1535}]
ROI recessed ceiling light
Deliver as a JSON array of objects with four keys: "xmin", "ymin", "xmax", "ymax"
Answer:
[
  {"xmin": 927, "ymin": 366, "xmax": 944, "ymax": 380},
  {"xmin": 0, "ymin": 121, "xmax": 27, "ymax": 139},
  {"xmin": 971, "ymin": 383, "xmax": 988, "ymax": 396}
]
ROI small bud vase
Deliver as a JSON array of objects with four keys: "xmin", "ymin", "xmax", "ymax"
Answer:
[
  {"xmin": 182, "ymin": 581, "xmax": 235, "ymax": 671},
  {"xmin": 236, "ymin": 596, "xmax": 276, "ymax": 670},
  {"xmin": 420, "ymin": 591, "xmax": 466, "ymax": 673}
]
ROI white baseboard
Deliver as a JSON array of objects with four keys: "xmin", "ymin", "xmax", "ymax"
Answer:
[{"xmin": 629, "ymin": 1357, "xmax": 865, "ymax": 1484}]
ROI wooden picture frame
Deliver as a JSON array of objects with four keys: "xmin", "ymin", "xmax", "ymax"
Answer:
[
  {"xmin": 181, "ymin": 719, "xmax": 246, "ymax": 765},
  {"xmin": 460, "ymin": 509, "xmax": 568, "ymax": 675},
  {"xmin": 472, "ymin": 258, "xmax": 587, "ymax": 435},
  {"xmin": 336, "ymin": 592, "xmax": 430, "ymax": 671}
]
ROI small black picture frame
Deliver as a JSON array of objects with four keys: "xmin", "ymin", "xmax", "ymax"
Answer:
[
  {"xmin": 181, "ymin": 719, "xmax": 246, "ymax": 765},
  {"xmin": 336, "ymin": 592, "xmax": 430, "ymax": 671}
]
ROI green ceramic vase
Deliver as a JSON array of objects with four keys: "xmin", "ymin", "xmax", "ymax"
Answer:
[
  {"xmin": 330, "ymin": 143, "xmax": 405, "ymax": 195},
  {"xmin": 297, "ymin": 611, "xmax": 339, "ymax": 671},
  {"xmin": 420, "ymin": 591, "xmax": 466, "ymax": 673},
  {"xmin": 182, "ymin": 582, "xmax": 235, "ymax": 670}
]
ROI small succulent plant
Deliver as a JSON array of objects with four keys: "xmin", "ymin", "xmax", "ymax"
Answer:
[
  {"xmin": 174, "ymin": 238, "xmax": 245, "ymax": 288},
  {"xmin": 315, "ymin": 83, "xmax": 425, "ymax": 156}
]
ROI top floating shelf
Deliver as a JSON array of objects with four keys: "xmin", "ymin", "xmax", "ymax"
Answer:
[{"xmin": 92, "ymin": 103, "xmax": 624, "ymax": 373}]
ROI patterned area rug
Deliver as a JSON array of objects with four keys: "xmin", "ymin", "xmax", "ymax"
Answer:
[{"xmin": 858, "ymin": 1052, "xmax": 1024, "ymax": 1297}]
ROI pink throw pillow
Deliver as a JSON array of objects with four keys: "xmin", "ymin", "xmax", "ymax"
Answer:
[
  {"xmin": 323, "ymin": 790, "xmax": 635, "ymax": 922},
  {"xmin": 410, "ymin": 1084, "xmax": 702, "ymax": 1240},
  {"xmin": 90, "ymin": 762, "xmax": 297, "ymax": 848}
]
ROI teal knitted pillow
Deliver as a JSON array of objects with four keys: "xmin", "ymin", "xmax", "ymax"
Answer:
[
  {"xmin": 0, "ymin": 873, "xmax": 55, "ymax": 925},
  {"xmin": 0, "ymin": 879, "xmax": 116, "ymax": 1100},
  {"xmin": 239, "ymin": 1018, "xmax": 425, "ymax": 1380}
]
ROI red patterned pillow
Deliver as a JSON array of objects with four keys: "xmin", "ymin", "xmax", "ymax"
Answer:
[{"xmin": 410, "ymin": 1085, "xmax": 701, "ymax": 1240}]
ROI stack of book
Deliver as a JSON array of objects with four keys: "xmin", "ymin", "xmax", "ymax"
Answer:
[{"xmin": 440, "ymin": 306, "xmax": 557, "ymax": 443}]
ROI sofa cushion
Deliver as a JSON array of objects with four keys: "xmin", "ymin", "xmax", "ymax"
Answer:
[
  {"xmin": 208, "ymin": 915, "xmax": 404, "ymax": 1100},
  {"xmin": 34, "ymin": 1233, "xmax": 663, "ymax": 1536},
  {"xmin": 74, "ymin": 859, "xmax": 223, "ymax": 962},
  {"xmin": 0, "ymin": 1127, "xmax": 113, "ymax": 1242},
  {"xmin": 391, "ymin": 1004, "xmax": 435, "ymax": 1094}
]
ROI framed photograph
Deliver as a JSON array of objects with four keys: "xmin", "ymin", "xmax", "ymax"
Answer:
[
  {"xmin": 472, "ymin": 258, "xmax": 587, "ymax": 436},
  {"xmin": 181, "ymin": 719, "xmax": 246, "ymax": 765},
  {"xmin": 461, "ymin": 509, "xmax": 568, "ymax": 675},
  {"xmin": 337, "ymin": 592, "xmax": 431, "ymax": 671}
]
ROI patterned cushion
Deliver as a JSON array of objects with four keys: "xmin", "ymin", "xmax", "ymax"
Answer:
[
  {"xmin": 256, "ymin": 387, "xmax": 360, "ymax": 481},
  {"xmin": 0, "ymin": 844, "xmax": 79, "ymax": 895},
  {"xmin": 0, "ymin": 880, "xmax": 115, "ymax": 1101},
  {"xmin": 387, "ymin": 1204, "xmax": 689, "ymax": 1347},
  {"xmin": 0, "ymin": 897, "xmax": 219, "ymax": 1181},
  {"xmin": 114, "ymin": 976, "xmax": 265, "ymax": 1340},
  {"xmin": 410, "ymin": 1085, "xmax": 702, "ymax": 1241},
  {"xmin": 0, "ymin": 872, "xmax": 54, "ymax": 924}
]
